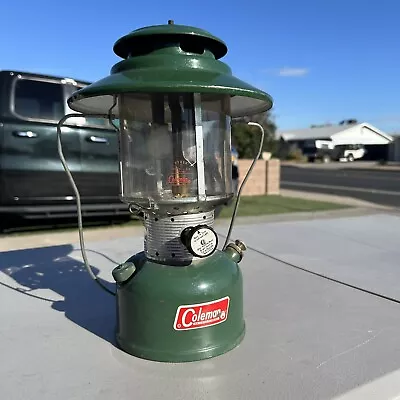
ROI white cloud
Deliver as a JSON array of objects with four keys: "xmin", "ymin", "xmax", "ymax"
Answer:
[
  {"xmin": 278, "ymin": 67, "xmax": 309, "ymax": 77},
  {"xmin": 263, "ymin": 67, "xmax": 310, "ymax": 77}
]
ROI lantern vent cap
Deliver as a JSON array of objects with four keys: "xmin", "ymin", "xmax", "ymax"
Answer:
[
  {"xmin": 113, "ymin": 22, "xmax": 228, "ymax": 60},
  {"xmin": 67, "ymin": 22, "xmax": 274, "ymax": 117}
]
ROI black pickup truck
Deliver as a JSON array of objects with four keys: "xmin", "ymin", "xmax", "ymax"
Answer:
[{"xmin": 0, "ymin": 70, "xmax": 129, "ymax": 221}]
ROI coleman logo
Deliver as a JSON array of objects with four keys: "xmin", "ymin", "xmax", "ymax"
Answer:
[
  {"xmin": 173, "ymin": 297, "xmax": 230, "ymax": 331},
  {"xmin": 167, "ymin": 175, "xmax": 191, "ymax": 185}
]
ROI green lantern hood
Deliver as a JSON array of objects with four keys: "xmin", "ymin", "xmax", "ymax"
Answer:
[{"xmin": 67, "ymin": 22, "xmax": 273, "ymax": 118}]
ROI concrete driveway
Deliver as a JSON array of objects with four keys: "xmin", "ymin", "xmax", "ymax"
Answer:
[{"xmin": 1, "ymin": 210, "xmax": 400, "ymax": 399}]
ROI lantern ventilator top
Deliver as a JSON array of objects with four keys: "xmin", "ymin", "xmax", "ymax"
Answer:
[
  {"xmin": 67, "ymin": 22, "xmax": 272, "ymax": 118},
  {"xmin": 57, "ymin": 22, "xmax": 272, "ymax": 293}
]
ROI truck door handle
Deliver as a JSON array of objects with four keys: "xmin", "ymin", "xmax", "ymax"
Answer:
[
  {"xmin": 13, "ymin": 131, "xmax": 38, "ymax": 138},
  {"xmin": 86, "ymin": 135, "xmax": 108, "ymax": 144}
]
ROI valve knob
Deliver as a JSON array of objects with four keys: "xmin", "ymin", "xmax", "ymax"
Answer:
[
  {"xmin": 235, "ymin": 240, "xmax": 247, "ymax": 252},
  {"xmin": 181, "ymin": 225, "xmax": 218, "ymax": 258}
]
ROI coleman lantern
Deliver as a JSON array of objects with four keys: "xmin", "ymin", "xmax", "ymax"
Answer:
[{"xmin": 59, "ymin": 20, "xmax": 273, "ymax": 362}]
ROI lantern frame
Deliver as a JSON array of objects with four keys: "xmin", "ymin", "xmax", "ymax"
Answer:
[{"xmin": 57, "ymin": 21, "xmax": 274, "ymax": 363}]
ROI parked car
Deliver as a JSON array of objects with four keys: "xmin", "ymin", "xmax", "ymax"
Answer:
[
  {"xmin": 335, "ymin": 144, "xmax": 366, "ymax": 162},
  {"xmin": 0, "ymin": 70, "xmax": 129, "ymax": 221},
  {"xmin": 303, "ymin": 139, "xmax": 366, "ymax": 163}
]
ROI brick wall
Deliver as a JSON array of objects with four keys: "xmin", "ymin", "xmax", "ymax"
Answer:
[
  {"xmin": 265, "ymin": 159, "xmax": 280, "ymax": 195},
  {"xmin": 237, "ymin": 159, "xmax": 280, "ymax": 196}
]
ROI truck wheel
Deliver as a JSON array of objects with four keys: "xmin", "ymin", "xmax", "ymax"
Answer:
[
  {"xmin": 347, "ymin": 154, "xmax": 354, "ymax": 162},
  {"xmin": 322, "ymin": 154, "xmax": 331, "ymax": 163}
]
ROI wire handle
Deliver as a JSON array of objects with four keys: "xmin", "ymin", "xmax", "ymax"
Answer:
[
  {"xmin": 57, "ymin": 113, "xmax": 117, "ymax": 296},
  {"xmin": 222, "ymin": 121, "xmax": 265, "ymax": 250}
]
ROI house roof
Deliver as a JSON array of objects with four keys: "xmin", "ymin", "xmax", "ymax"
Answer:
[
  {"xmin": 277, "ymin": 122, "xmax": 393, "ymax": 142},
  {"xmin": 277, "ymin": 125, "xmax": 344, "ymax": 141}
]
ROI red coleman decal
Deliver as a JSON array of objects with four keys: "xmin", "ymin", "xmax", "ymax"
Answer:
[
  {"xmin": 167, "ymin": 175, "xmax": 191, "ymax": 185},
  {"xmin": 173, "ymin": 296, "xmax": 230, "ymax": 331}
]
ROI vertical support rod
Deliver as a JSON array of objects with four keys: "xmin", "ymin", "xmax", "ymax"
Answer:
[
  {"xmin": 194, "ymin": 93, "xmax": 206, "ymax": 201},
  {"xmin": 151, "ymin": 94, "xmax": 166, "ymax": 193},
  {"xmin": 117, "ymin": 96, "xmax": 125, "ymax": 197}
]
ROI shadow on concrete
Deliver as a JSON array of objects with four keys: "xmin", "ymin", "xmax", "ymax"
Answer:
[{"xmin": 0, "ymin": 244, "xmax": 117, "ymax": 345}]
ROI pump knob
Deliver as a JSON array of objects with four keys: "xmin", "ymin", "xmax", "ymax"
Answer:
[
  {"xmin": 181, "ymin": 225, "xmax": 218, "ymax": 258},
  {"xmin": 112, "ymin": 262, "xmax": 136, "ymax": 283}
]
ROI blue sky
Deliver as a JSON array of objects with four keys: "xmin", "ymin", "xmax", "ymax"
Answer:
[{"xmin": 2, "ymin": 0, "xmax": 400, "ymax": 132}]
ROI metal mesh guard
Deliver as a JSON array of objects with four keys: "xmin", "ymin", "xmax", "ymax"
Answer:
[{"xmin": 144, "ymin": 211, "xmax": 214, "ymax": 264}]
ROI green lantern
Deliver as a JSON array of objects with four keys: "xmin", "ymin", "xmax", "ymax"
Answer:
[{"xmin": 65, "ymin": 20, "xmax": 273, "ymax": 362}]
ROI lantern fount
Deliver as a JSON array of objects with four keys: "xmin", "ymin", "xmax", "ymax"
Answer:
[{"xmin": 64, "ymin": 21, "xmax": 273, "ymax": 362}]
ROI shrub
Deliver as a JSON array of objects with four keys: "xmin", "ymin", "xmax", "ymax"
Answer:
[{"xmin": 286, "ymin": 148, "xmax": 306, "ymax": 162}]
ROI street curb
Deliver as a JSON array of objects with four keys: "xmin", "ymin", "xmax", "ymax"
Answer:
[
  {"xmin": 281, "ymin": 162, "xmax": 400, "ymax": 173},
  {"xmin": 0, "ymin": 207, "xmax": 392, "ymax": 252},
  {"xmin": 215, "ymin": 207, "xmax": 391, "ymax": 228},
  {"xmin": 280, "ymin": 189, "xmax": 394, "ymax": 210},
  {"xmin": 0, "ymin": 224, "xmax": 145, "ymax": 252},
  {"xmin": 341, "ymin": 167, "xmax": 400, "ymax": 173}
]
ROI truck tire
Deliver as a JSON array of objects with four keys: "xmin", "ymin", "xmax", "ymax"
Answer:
[{"xmin": 322, "ymin": 154, "xmax": 331, "ymax": 163}]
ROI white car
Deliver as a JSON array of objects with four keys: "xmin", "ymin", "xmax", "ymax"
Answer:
[{"xmin": 336, "ymin": 144, "xmax": 366, "ymax": 162}]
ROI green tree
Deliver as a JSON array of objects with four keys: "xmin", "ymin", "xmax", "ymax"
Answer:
[{"xmin": 231, "ymin": 111, "xmax": 277, "ymax": 159}]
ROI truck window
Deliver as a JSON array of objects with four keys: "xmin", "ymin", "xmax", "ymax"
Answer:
[{"xmin": 13, "ymin": 79, "xmax": 64, "ymax": 121}]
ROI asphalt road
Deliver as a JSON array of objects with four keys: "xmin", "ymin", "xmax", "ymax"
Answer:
[{"xmin": 281, "ymin": 165, "xmax": 400, "ymax": 208}]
